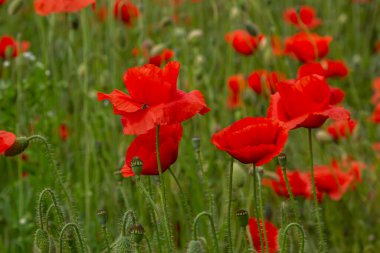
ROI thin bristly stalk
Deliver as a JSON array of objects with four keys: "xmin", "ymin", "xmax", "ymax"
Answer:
[
  {"xmin": 281, "ymin": 223, "xmax": 305, "ymax": 253},
  {"xmin": 147, "ymin": 177, "xmax": 162, "ymax": 253},
  {"xmin": 308, "ymin": 128, "xmax": 326, "ymax": 253},
  {"xmin": 155, "ymin": 125, "xmax": 174, "ymax": 251},
  {"xmin": 252, "ymin": 164, "xmax": 264, "ymax": 252},
  {"xmin": 256, "ymin": 169, "xmax": 269, "ymax": 253},
  {"xmin": 59, "ymin": 223, "xmax": 86, "ymax": 253},
  {"xmin": 280, "ymin": 165, "xmax": 300, "ymax": 223},
  {"xmin": 226, "ymin": 158, "xmax": 234, "ymax": 252},
  {"xmin": 192, "ymin": 212, "xmax": 220, "ymax": 253}
]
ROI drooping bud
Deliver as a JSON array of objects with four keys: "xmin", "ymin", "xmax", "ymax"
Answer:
[
  {"xmin": 131, "ymin": 157, "xmax": 143, "ymax": 176},
  {"xmin": 277, "ymin": 153, "xmax": 287, "ymax": 167},
  {"xmin": 34, "ymin": 229, "xmax": 50, "ymax": 253},
  {"xmin": 96, "ymin": 209, "xmax": 108, "ymax": 227},
  {"xmin": 186, "ymin": 240, "xmax": 204, "ymax": 253},
  {"xmin": 7, "ymin": 0, "xmax": 24, "ymax": 15},
  {"xmin": 129, "ymin": 224, "xmax": 144, "ymax": 243},
  {"xmin": 245, "ymin": 22, "xmax": 260, "ymax": 36},
  {"xmin": 4, "ymin": 137, "xmax": 29, "ymax": 157},
  {"xmin": 236, "ymin": 209, "xmax": 249, "ymax": 227},
  {"xmin": 111, "ymin": 236, "xmax": 132, "ymax": 253},
  {"xmin": 191, "ymin": 137, "xmax": 200, "ymax": 150}
]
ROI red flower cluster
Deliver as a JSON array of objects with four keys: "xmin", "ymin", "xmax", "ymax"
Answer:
[
  {"xmin": 34, "ymin": 0, "xmax": 95, "ymax": 15},
  {"xmin": 248, "ymin": 70, "xmax": 285, "ymax": 96},
  {"xmin": 98, "ymin": 61, "xmax": 209, "ymax": 177},
  {"xmin": 149, "ymin": 49, "xmax": 175, "ymax": 67},
  {"xmin": 248, "ymin": 218, "xmax": 279, "ymax": 253},
  {"xmin": 327, "ymin": 119, "xmax": 357, "ymax": 141},
  {"xmin": 0, "ymin": 0, "xmax": 5, "ymax": 5},
  {"xmin": 265, "ymin": 159, "xmax": 365, "ymax": 201},
  {"xmin": 283, "ymin": 5, "xmax": 321, "ymax": 30},
  {"xmin": 298, "ymin": 60, "xmax": 349, "ymax": 79},
  {"xmin": 225, "ymin": 30, "xmax": 264, "ymax": 56},
  {"xmin": 114, "ymin": 0, "xmax": 140, "ymax": 26},
  {"xmin": 0, "ymin": 35, "xmax": 30, "ymax": 60}
]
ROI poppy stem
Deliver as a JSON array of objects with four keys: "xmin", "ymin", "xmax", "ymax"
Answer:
[
  {"xmin": 155, "ymin": 125, "xmax": 174, "ymax": 251},
  {"xmin": 59, "ymin": 223, "xmax": 86, "ymax": 253},
  {"xmin": 280, "ymin": 165, "xmax": 300, "ymax": 222},
  {"xmin": 281, "ymin": 223, "xmax": 305, "ymax": 253},
  {"xmin": 308, "ymin": 128, "xmax": 326, "ymax": 253},
  {"xmin": 256, "ymin": 168, "xmax": 270, "ymax": 253},
  {"xmin": 252, "ymin": 164, "xmax": 264, "ymax": 252},
  {"xmin": 145, "ymin": 235, "xmax": 152, "ymax": 253},
  {"xmin": 226, "ymin": 158, "xmax": 234, "ymax": 252},
  {"xmin": 192, "ymin": 211, "xmax": 220, "ymax": 252},
  {"xmin": 147, "ymin": 178, "xmax": 162, "ymax": 253}
]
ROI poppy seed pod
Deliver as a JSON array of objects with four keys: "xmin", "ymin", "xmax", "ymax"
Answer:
[
  {"xmin": 96, "ymin": 209, "xmax": 108, "ymax": 227},
  {"xmin": 186, "ymin": 240, "xmax": 204, "ymax": 253},
  {"xmin": 34, "ymin": 229, "xmax": 49, "ymax": 253},
  {"xmin": 4, "ymin": 136, "xmax": 29, "ymax": 157},
  {"xmin": 130, "ymin": 224, "xmax": 144, "ymax": 243},
  {"xmin": 277, "ymin": 153, "xmax": 287, "ymax": 167},
  {"xmin": 130, "ymin": 157, "xmax": 143, "ymax": 176},
  {"xmin": 236, "ymin": 209, "xmax": 249, "ymax": 227},
  {"xmin": 192, "ymin": 137, "xmax": 200, "ymax": 150}
]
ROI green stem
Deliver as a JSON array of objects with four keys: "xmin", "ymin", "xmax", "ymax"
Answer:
[
  {"xmin": 38, "ymin": 188, "xmax": 65, "ymax": 231},
  {"xmin": 145, "ymin": 235, "xmax": 152, "ymax": 253},
  {"xmin": 256, "ymin": 169, "xmax": 269, "ymax": 253},
  {"xmin": 102, "ymin": 226, "xmax": 111, "ymax": 253},
  {"xmin": 59, "ymin": 223, "xmax": 86, "ymax": 253},
  {"xmin": 147, "ymin": 178, "xmax": 162, "ymax": 253},
  {"xmin": 308, "ymin": 128, "xmax": 326, "ymax": 253},
  {"xmin": 122, "ymin": 210, "xmax": 136, "ymax": 236},
  {"xmin": 252, "ymin": 164, "xmax": 264, "ymax": 252},
  {"xmin": 192, "ymin": 211, "xmax": 220, "ymax": 253},
  {"xmin": 226, "ymin": 158, "xmax": 234, "ymax": 252},
  {"xmin": 281, "ymin": 223, "xmax": 305, "ymax": 253},
  {"xmin": 155, "ymin": 125, "xmax": 173, "ymax": 251},
  {"xmin": 280, "ymin": 165, "xmax": 300, "ymax": 223}
]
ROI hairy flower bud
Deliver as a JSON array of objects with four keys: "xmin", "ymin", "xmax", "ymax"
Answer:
[
  {"xmin": 4, "ymin": 137, "xmax": 29, "ymax": 157},
  {"xmin": 186, "ymin": 240, "xmax": 204, "ymax": 253},
  {"xmin": 34, "ymin": 229, "xmax": 49, "ymax": 253}
]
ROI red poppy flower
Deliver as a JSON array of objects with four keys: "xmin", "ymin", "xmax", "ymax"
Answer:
[
  {"xmin": 374, "ymin": 41, "xmax": 380, "ymax": 53},
  {"xmin": 0, "ymin": 36, "xmax": 29, "ymax": 59},
  {"xmin": 225, "ymin": 30, "xmax": 264, "ymax": 56},
  {"xmin": 264, "ymin": 167, "xmax": 312, "ymax": 199},
  {"xmin": 121, "ymin": 124, "xmax": 183, "ymax": 177},
  {"xmin": 248, "ymin": 218, "xmax": 279, "ymax": 253},
  {"xmin": 371, "ymin": 103, "xmax": 380, "ymax": 123},
  {"xmin": 149, "ymin": 49, "xmax": 175, "ymax": 67},
  {"xmin": 34, "ymin": 0, "xmax": 95, "ymax": 15},
  {"xmin": 371, "ymin": 77, "xmax": 380, "ymax": 104},
  {"xmin": 285, "ymin": 32, "xmax": 332, "ymax": 62},
  {"xmin": 227, "ymin": 74, "xmax": 246, "ymax": 108},
  {"xmin": 267, "ymin": 74, "xmax": 350, "ymax": 129},
  {"xmin": 60, "ymin": 124, "xmax": 69, "ymax": 141},
  {"xmin": 283, "ymin": 5, "xmax": 321, "ymax": 30},
  {"xmin": 96, "ymin": 6, "xmax": 108, "ymax": 22},
  {"xmin": 248, "ymin": 70, "xmax": 285, "ymax": 96},
  {"xmin": 333, "ymin": 158, "xmax": 366, "ymax": 184},
  {"xmin": 98, "ymin": 61, "xmax": 210, "ymax": 135},
  {"xmin": 271, "ymin": 35, "xmax": 284, "ymax": 56},
  {"xmin": 298, "ymin": 60, "xmax": 349, "ymax": 79},
  {"xmin": 114, "ymin": 0, "xmax": 140, "ymax": 26},
  {"xmin": 327, "ymin": 119, "xmax": 357, "ymax": 141},
  {"xmin": 211, "ymin": 117, "xmax": 289, "ymax": 166},
  {"xmin": 0, "ymin": 131, "xmax": 16, "ymax": 155},
  {"xmin": 0, "ymin": 0, "xmax": 6, "ymax": 5},
  {"xmin": 312, "ymin": 164, "xmax": 354, "ymax": 200}
]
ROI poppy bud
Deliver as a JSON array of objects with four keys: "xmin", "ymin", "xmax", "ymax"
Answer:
[
  {"xmin": 34, "ymin": 229, "xmax": 49, "ymax": 253},
  {"xmin": 150, "ymin": 44, "xmax": 165, "ymax": 57},
  {"xmin": 315, "ymin": 130, "xmax": 332, "ymax": 142},
  {"xmin": 159, "ymin": 16, "xmax": 172, "ymax": 28},
  {"xmin": 186, "ymin": 240, "xmax": 204, "ymax": 253},
  {"xmin": 96, "ymin": 209, "xmax": 108, "ymax": 227},
  {"xmin": 277, "ymin": 153, "xmax": 287, "ymax": 167},
  {"xmin": 7, "ymin": 0, "xmax": 24, "ymax": 15},
  {"xmin": 187, "ymin": 29, "xmax": 203, "ymax": 42},
  {"xmin": 130, "ymin": 157, "xmax": 143, "ymax": 176},
  {"xmin": 71, "ymin": 16, "xmax": 80, "ymax": 30},
  {"xmin": 245, "ymin": 22, "xmax": 260, "ymax": 36},
  {"xmin": 111, "ymin": 236, "xmax": 132, "ymax": 253},
  {"xmin": 236, "ymin": 209, "xmax": 249, "ymax": 227},
  {"xmin": 192, "ymin": 137, "xmax": 200, "ymax": 150},
  {"xmin": 4, "ymin": 137, "xmax": 29, "ymax": 157},
  {"xmin": 129, "ymin": 224, "xmax": 144, "ymax": 243}
]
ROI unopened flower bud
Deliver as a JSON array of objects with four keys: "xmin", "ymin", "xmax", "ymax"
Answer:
[
  {"xmin": 111, "ymin": 236, "xmax": 131, "ymax": 253},
  {"xmin": 186, "ymin": 240, "xmax": 204, "ymax": 253},
  {"xmin": 245, "ymin": 22, "xmax": 260, "ymax": 36},
  {"xmin": 96, "ymin": 209, "xmax": 108, "ymax": 227},
  {"xmin": 34, "ymin": 229, "xmax": 50, "ymax": 253},
  {"xmin": 4, "ymin": 137, "xmax": 29, "ymax": 157},
  {"xmin": 277, "ymin": 153, "xmax": 287, "ymax": 167},
  {"xmin": 236, "ymin": 209, "xmax": 249, "ymax": 227},
  {"xmin": 131, "ymin": 157, "xmax": 143, "ymax": 176},
  {"xmin": 159, "ymin": 16, "xmax": 173, "ymax": 28},
  {"xmin": 7, "ymin": 0, "xmax": 24, "ymax": 15},
  {"xmin": 130, "ymin": 224, "xmax": 144, "ymax": 243},
  {"xmin": 187, "ymin": 29, "xmax": 203, "ymax": 42}
]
